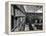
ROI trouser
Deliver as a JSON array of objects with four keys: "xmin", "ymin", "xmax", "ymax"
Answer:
[
  {"xmin": 29, "ymin": 23, "xmax": 34, "ymax": 30},
  {"xmin": 18, "ymin": 23, "xmax": 25, "ymax": 31}
]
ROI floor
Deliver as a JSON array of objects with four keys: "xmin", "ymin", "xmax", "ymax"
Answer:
[
  {"xmin": 14, "ymin": 23, "xmax": 42, "ymax": 32},
  {"xmin": 14, "ymin": 24, "xmax": 29, "ymax": 32}
]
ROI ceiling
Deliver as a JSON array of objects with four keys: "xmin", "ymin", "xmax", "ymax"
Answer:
[
  {"xmin": 24, "ymin": 5, "xmax": 43, "ymax": 13},
  {"xmin": 14, "ymin": 5, "xmax": 43, "ymax": 13}
]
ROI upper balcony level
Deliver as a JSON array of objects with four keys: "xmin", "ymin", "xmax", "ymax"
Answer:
[{"xmin": 11, "ymin": 5, "xmax": 43, "ymax": 17}]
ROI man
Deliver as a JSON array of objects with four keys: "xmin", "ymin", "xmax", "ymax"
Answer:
[{"xmin": 26, "ymin": 16, "xmax": 34, "ymax": 30}]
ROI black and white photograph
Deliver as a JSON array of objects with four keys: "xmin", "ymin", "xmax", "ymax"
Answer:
[{"xmin": 11, "ymin": 4, "xmax": 43, "ymax": 32}]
